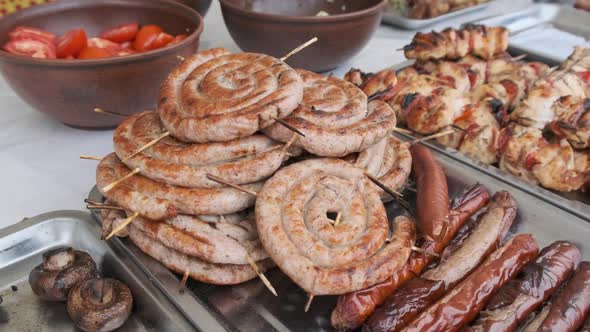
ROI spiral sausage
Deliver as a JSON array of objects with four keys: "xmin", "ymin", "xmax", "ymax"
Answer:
[
  {"xmin": 351, "ymin": 137, "xmax": 412, "ymax": 202},
  {"xmin": 114, "ymin": 111, "xmax": 290, "ymax": 188},
  {"xmin": 256, "ymin": 158, "xmax": 415, "ymax": 295},
  {"xmin": 96, "ymin": 153, "xmax": 261, "ymax": 220},
  {"xmin": 263, "ymin": 70, "xmax": 397, "ymax": 157},
  {"xmin": 469, "ymin": 241, "xmax": 581, "ymax": 332},
  {"xmin": 410, "ymin": 144, "xmax": 450, "ymax": 243},
  {"xmin": 128, "ymin": 225, "xmax": 275, "ymax": 285},
  {"xmin": 158, "ymin": 48, "xmax": 304, "ymax": 143},
  {"xmin": 330, "ymin": 184, "xmax": 490, "ymax": 330}
]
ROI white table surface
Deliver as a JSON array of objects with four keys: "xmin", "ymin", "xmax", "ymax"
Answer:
[{"xmin": 0, "ymin": 0, "xmax": 529, "ymax": 229}]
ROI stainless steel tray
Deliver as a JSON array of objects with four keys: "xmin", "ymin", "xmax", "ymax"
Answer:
[
  {"xmin": 0, "ymin": 210, "xmax": 195, "ymax": 331},
  {"xmin": 478, "ymin": 4, "xmax": 590, "ymax": 63},
  {"xmin": 87, "ymin": 144, "xmax": 590, "ymax": 331},
  {"xmin": 382, "ymin": 2, "xmax": 490, "ymax": 30}
]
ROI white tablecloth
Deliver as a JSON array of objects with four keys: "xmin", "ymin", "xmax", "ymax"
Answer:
[{"xmin": 0, "ymin": 0, "xmax": 528, "ymax": 229}]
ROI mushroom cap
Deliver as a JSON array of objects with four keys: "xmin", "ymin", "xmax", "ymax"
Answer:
[
  {"xmin": 67, "ymin": 278, "xmax": 133, "ymax": 332},
  {"xmin": 29, "ymin": 247, "xmax": 99, "ymax": 301}
]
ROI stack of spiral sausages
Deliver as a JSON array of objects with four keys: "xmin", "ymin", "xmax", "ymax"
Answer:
[{"xmin": 93, "ymin": 46, "xmax": 590, "ymax": 332}]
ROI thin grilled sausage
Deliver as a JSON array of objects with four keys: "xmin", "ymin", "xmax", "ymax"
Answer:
[
  {"xmin": 402, "ymin": 234, "xmax": 539, "ymax": 332},
  {"xmin": 469, "ymin": 241, "xmax": 581, "ymax": 332}
]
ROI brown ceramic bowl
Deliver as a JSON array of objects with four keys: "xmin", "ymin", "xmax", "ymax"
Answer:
[
  {"xmin": 219, "ymin": 0, "xmax": 387, "ymax": 72},
  {"xmin": 0, "ymin": 0, "xmax": 203, "ymax": 129},
  {"xmin": 172, "ymin": 0, "xmax": 213, "ymax": 16}
]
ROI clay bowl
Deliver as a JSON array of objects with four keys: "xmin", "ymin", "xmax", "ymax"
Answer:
[
  {"xmin": 172, "ymin": 0, "xmax": 213, "ymax": 16},
  {"xmin": 0, "ymin": 0, "xmax": 203, "ymax": 129},
  {"xmin": 219, "ymin": 0, "xmax": 387, "ymax": 72}
]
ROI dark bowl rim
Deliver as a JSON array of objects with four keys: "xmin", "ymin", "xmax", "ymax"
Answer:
[
  {"xmin": 0, "ymin": 0, "xmax": 204, "ymax": 67},
  {"xmin": 219, "ymin": 0, "xmax": 388, "ymax": 23}
]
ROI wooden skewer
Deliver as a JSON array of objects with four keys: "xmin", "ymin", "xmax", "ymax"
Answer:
[
  {"xmin": 409, "ymin": 129, "xmax": 456, "ymax": 145},
  {"xmin": 271, "ymin": 116, "xmax": 306, "ymax": 137},
  {"xmin": 280, "ymin": 37, "xmax": 318, "ymax": 62},
  {"xmin": 121, "ymin": 131, "xmax": 171, "ymax": 162},
  {"xmin": 411, "ymin": 245, "xmax": 440, "ymax": 258},
  {"xmin": 392, "ymin": 127, "xmax": 414, "ymax": 135},
  {"xmin": 102, "ymin": 168, "xmax": 140, "ymax": 193},
  {"xmin": 94, "ymin": 107, "xmax": 127, "ymax": 118},
  {"xmin": 304, "ymin": 294, "xmax": 315, "ymax": 312},
  {"xmin": 246, "ymin": 255, "xmax": 278, "ymax": 296},
  {"xmin": 179, "ymin": 270, "xmax": 190, "ymax": 293},
  {"xmin": 281, "ymin": 133, "xmax": 299, "ymax": 158},
  {"xmin": 333, "ymin": 211, "xmax": 343, "ymax": 226},
  {"xmin": 364, "ymin": 173, "xmax": 403, "ymax": 198},
  {"xmin": 80, "ymin": 154, "xmax": 103, "ymax": 161},
  {"xmin": 512, "ymin": 54, "xmax": 527, "ymax": 61},
  {"xmin": 177, "ymin": 55, "xmax": 186, "ymax": 62},
  {"xmin": 86, "ymin": 204, "xmax": 126, "ymax": 211},
  {"xmin": 105, "ymin": 212, "xmax": 139, "ymax": 240},
  {"xmin": 206, "ymin": 174, "xmax": 258, "ymax": 197}
]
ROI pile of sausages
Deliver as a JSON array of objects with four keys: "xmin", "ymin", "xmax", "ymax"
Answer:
[{"xmin": 94, "ymin": 47, "xmax": 404, "ymax": 286}]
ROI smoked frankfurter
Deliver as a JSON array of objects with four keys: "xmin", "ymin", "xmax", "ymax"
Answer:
[{"xmin": 401, "ymin": 234, "xmax": 539, "ymax": 332}]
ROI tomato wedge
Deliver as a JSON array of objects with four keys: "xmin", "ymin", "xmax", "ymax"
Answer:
[
  {"xmin": 3, "ymin": 39, "xmax": 56, "ymax": 59},
  {"xmin": 171, "ymin": 34, "xmax": 188, "ymax": 45},
  {"xmin": 56, "ymin": 28, "xmax": 87, "ymax": 58},
  {"xmin": 8, "ymin": 26, "xmax": 56, "ymax": 44},
  {"xmin": 77, "ymin": 46, "xmax": 112, "ymax": 59},
  {"xmin": 151, "ymin": 32, "xmax": 175, "ymax": 49},
  {"xmin": 133, "ymin": 25, "xmax": 163, "ymax": 51},
  {"xmin": 99, "ymin": 23, "xmax": 139, "ymax": 43},
  {"xmin": 87, "ymin": 37, "xmax": 122, "ymax": 55}
]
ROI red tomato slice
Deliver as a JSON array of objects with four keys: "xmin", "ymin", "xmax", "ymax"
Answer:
[
  {"xmin": 3, "ymin": 39, "xmax": 56, "ymax": 59},
  {"xmin": 151, "ymin": 32, "xmax": 174, "ymax": 49},
  {"xmin": 99, "ymin": 23, "xmax": 139, "ymax": 43},
  {"xmin": 56, "ymin": 29, "xmax": 87, "ymax": 58},
  {"xmin": 8, "ymin": 26, "xmax": 56, "ymax": 44},
  {"xmin": 87, "ymin": 37, "xmax": 121, "ymax": 55},
  {"xmin": 77, "ymin": 46, "xmax": 113, "ymax": 59},
  {"xmin": 171, "ymin": 34, "xmax": 188, "ymax": 45},
  {"xmin": 133, "ymin": 25, "xmax": 163, "ymax": 51},
  {"xmin": 578, "ymin": 71, "xmax": 590, "ymax": 85}
]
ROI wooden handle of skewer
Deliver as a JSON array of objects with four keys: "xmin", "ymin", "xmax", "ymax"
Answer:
[
  {"xmin": 246, "ymin": 255, "xmax": 278, "ymax": 296},
  {"xmin": 105, "ymin": 212, "xmax": 139, "ymax": 240},
  {"xmin": 206, "ymin": 174, "xmax": 258, "ymax": 197},
  {"xmin": 102, "ymin": 168, "xmax": 140, "ymax": 193},
  {"xmin": 280, "ymin": 37, "xmax": 318, "ymax": 62}
]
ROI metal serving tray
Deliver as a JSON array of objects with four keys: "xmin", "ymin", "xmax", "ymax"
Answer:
[
  {"xmin": 87, "ymin": 144, "xmax": 590, "ymax": 331},
  {"xmin": 478, "ymin": 4, "xmax": 590, "ymax": 63},
  {"xmin": 0, "ymin": 211, "xmax": 195, "ymax": 331},
  {"xmin": 382, "ymin": 1, "xmax": 490, "ymax": 30}
]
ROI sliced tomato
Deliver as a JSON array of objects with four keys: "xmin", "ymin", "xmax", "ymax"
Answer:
[
  {"xmin": 99, "ymin": 23, "xmax": 139, "ymax": 43},
  {"xmin": 8, "ymin": 26, "xmax": 56, "ymax": 44},
  {"xmin": 133, "ymin": 25, "xmax": 163, "ymax": 51},
  {"xmin": 523, "ymin": 153, "xmax": 540, "ymax": 170},
  {"xmin": 578, "ymin": 71, "xmax": 590, "ymax": 85},
  {"xmin": 87, "ymin": 37, "xmax": 121, "ymax": 55},
  {"xmin": 151, "ymin": 32, "xmax": 174, "ymax": 49},
  {"xmin": 466, "ymin": 70, "xmax": 478, "ymax": 89},
  {"xmin": 3, "ymin": 39, "xmax": 56, "ymax": 59},
  {"xmin": 454, "ymin": 106, "xmax": 474, "ymax": 124},
  {"xmin": 500, "ymin": 79, "xmax": 519, "ymax": 105},
  {"xmin": 171, "ymin": 34, "xmax": 188, "ymax": 45},
  {"xmin": 77, "ymin": 46, "xmax": 112, "ymax": 59},
  {"xmin": 120, "ymin": 41, "xmax": 132, "ymax": 49},
  {"xmin": 56, "ymin": 28, "xmax": 87, "ymax": 58}
]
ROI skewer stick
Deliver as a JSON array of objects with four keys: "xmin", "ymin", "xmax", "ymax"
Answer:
[
  {"xmin": 281, "ymin": 133, "xmax": 299, "ymax": 157},
  {"xmin": 246, "ymin": 255, "xmax": 278, "ymax": 296},
  {"xmin": 271, "ymin": 116, "xmax": 306, "ymax": 137},
  {"xmin": 392, "ymin": 127, "xmax": 414, "ymax": 135},
  {"xmin": 80, "ymin": 154, "xmax": 103, "ymax": 161},
  {"xmin": 105, "ymin": 212, "xmax": 139, "ymax": 240},
  {"xmin": 280, "ymin": 37, "xmax": 318, "ymax": 62},
  {"xmin": 102, "ymin": 168, "xmax": 141, "ymax": 193},
  {"xmin": 121, "ymin": 131, "xmax": 171, "ymax": 162},
  {"xmin": 304, "ymin": 294, "xmax": 315, "ymax": 312},
  {"xmin": 409, "ymin": 129, "xmax": 456, "ymax": 145},
  {"xmin": 206, "ymin": 174, "xmax": 258, "ymax": 197},
  {"xmin": 364, "ymin": 173, "xmax": 404, "ymax": 198},
  {"xmin": 177, "ymin": 55, "xmax": 186, "ymax": 62},
  {"xmin": 86, "ymin": 204, "xmax": 126, "ymax": 211},
  {"xmin": 94, "ymin": 107, "xmax": 127, "ymax": 118},
  {"xmin": 179, "ymin": 270, "xmax": 190, "ymax": 292},
  {"xmin": 334, "ymin": 211, "xmax": 342, "ymax": 226},
  {"xmin": 411, "ymin": 245, "xmax": 440, "ymax": 258},
  {"xmin": 511, "ymin": 54, "xmax": 527, "ymax": 61}
]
